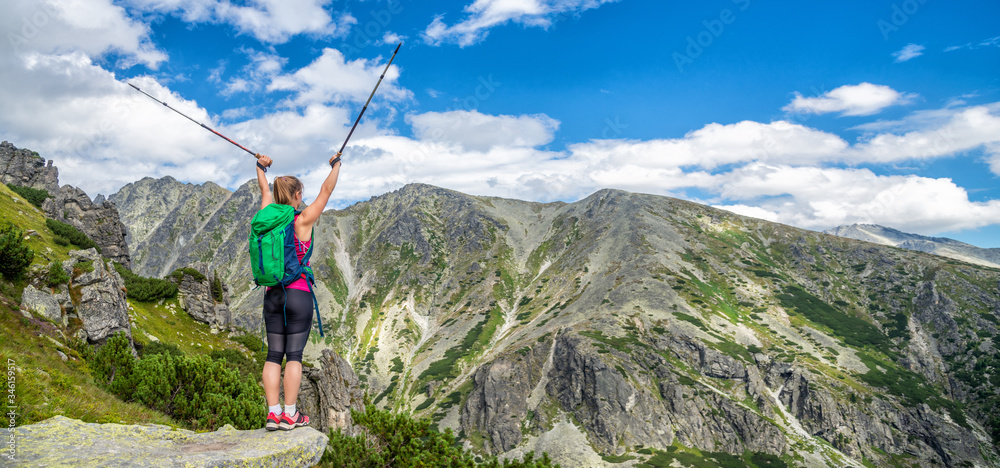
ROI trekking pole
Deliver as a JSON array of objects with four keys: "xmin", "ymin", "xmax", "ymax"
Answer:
[
  {"xmin": 332, "ymin": 42, "xmax": 402, "ymax": 167},
  {"xmin": 127, "ymin": 83, "xmax": 269, "ymax": 172}
]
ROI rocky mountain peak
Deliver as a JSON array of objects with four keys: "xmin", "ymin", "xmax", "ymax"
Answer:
[{"xmin": 0, "ymin": 140, "xmax": 59, "ymax": 193}]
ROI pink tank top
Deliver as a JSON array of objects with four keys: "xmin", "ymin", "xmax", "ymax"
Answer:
[{"xmin": 267, "ymin": 216, "xmax": 311, "ymax": 292}]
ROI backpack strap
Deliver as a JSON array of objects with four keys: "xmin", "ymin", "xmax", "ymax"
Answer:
[
  {"xmin": 291, "ymin": 211, "xmax": 323, "ymax": 337},
  {"xmin": 305, "ymin": 274, "xmax": 323, "ymax": 337}
]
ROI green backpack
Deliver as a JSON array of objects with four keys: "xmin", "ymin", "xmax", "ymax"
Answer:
[{"xmin": 248, "ymin": 203, "xmax": 323, "ymax": 336}]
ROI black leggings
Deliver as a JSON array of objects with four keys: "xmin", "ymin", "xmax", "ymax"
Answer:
[{"xmin": 263, "ymin": 288, "xmax": 313, "ymax": 364}]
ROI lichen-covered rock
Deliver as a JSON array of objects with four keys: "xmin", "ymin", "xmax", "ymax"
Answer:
[
  {"xmin": 0, "ymin": 140, "xmax": 59, "ymax": 193},
  {"xmin": 67, "ymin": 248, "xmax": 131, "ymax": 344},
  {"xmin": 20, "ymin": 284, "xmax": 61, "ymax": 322},
  {"xmin": 44, "ymin": 184, "xmax": 131, "ymax": 267},
  {"xmin": 12, "ymin": 415, "xmax": 328, "ymax": 467}
]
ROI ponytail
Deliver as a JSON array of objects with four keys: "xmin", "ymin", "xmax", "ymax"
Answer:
[{"xmin": 273, "ymin": 176, "xmax": 303, "ymax": 207}]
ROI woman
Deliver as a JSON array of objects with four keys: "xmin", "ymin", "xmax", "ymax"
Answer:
[{"xmin": 255, "ymin": 152, "xmax": 341, "ymax": 431}]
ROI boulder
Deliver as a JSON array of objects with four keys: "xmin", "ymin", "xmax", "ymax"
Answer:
[
  {"xmin": 12, "ymin": 415, "xmax": 328, "ymax": 467},
  {"xmin": 67, "ymin": 249, "xmax": 131, "ymax": 344},
  {"xmin": 20, "ymin": 284, "xmax": 61, "ymax": 322}
]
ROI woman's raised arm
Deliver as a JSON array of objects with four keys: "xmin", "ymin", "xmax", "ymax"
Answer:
[
  {"xmin": 256, "ymin": 154, "xmax": 273, "ymax": 210},
  {"xmin": 298, "ymin": 153, "xmax": 342, "ymax": 227}
]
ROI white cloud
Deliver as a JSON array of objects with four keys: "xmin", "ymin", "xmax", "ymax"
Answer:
[
  {"xmin": 945, "ymin": 35, "xmax": 1000, "ymax": 52},
  {"xmin": 847, "ymin": 105, "xmax": 1000, "ymax": 166},
  {"xmin": 567, "ymin": 120, "xmax": 847, "ymax": 169},
  {"xmin": 423, "ymin": 0, "xmax": 619, "ymax": 47},
  {"xmin": 268, "ymin": 48, "xmax": 410, "ymax": 107},
  {"xmin": 123, "ymin": 0, "xmax": 356, "ymax": 44},
  {"xmin": 215, "ymin": 48, "xmax": 287, "ymax": 96},
  {"xmin": 216, "ymin": 0, "xmax": 352, "ymax": 44},
  {"xmin": 783, "ymin": 83, "xmax": 916, "ymax": 117},
  {"xmin": 381, "ymin": 31, "xmax": 405, "ymax": 46},
  {"xmin": 892, "ymin": 43, "xmax": 925, "ymax": 62},
  {"xmin": 407, "ymin": 110, "xmax": 559, "ymax": 151},
  {"xmin": 3, "ymin": 0, "xmax": 165, "ymax": 67},
  {"xmin": 709, "ymin": 164, "xmax": 1000, "ymax": 234}
]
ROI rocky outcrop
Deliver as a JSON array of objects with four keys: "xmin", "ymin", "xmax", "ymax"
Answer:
[
  {"xmin": 463, "ymin": 340, "xmax": 552, "ymax": 453},
  {"xmin": 175, "ymin": 264, "xmax": 231, "ymax": 332},
  {"xmin": 776, "ymin": 366, "xmax": 984, "ymax": 466},
  {"xmin": 44, "ymin": 185, "xmax": 131, "ymax": 267},
  {"xmin": 65, "ymin": 248, "xmax": 131, "ymax": 344},
  {"xmin": 461, "ymin": 332, "xmax": 786, "ymax": 457},
  {"xmin": 0, "ymin": 140, "xmax": 58, "ymax": 193},
  {"xmin": 296, "ymin": 349, "xmax": 367, "ymax": 436},
  {"xmin": 13, "ymin": 415, "xmax": 328, "ymax": 467}
]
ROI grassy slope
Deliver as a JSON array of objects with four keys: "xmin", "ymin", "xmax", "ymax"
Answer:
[
  {"xmin": 0, "ymin": 300, "xmax": 178, "ymax": 427},
  {"xmin": 0, "ymin": 183, "xmax": 78, "ymax": 268},
  {"xmin": 0, "ymin": 182, "xmax": 263, "ymax": 428}
]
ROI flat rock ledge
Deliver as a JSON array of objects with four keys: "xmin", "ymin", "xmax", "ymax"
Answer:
[{"xmin": 11, "ymin": 416, "xmax": 328, "ymax": 467}]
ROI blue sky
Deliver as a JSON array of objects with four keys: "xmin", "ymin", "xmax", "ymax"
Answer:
[{"xmin": 1, "ymin": 0, "xmax": 999, "ymax": 246}]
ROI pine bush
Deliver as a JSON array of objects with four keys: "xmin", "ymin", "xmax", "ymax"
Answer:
[
  {"xmin": 0, "ymin": 223, "xmax": 34, "ymax": 280},
  {"xmin": 209, "ymin": 349, "xmax": 260, "ymax": 379},
  {"xmin": 139, "ymin": 341, "xmax": 184, "ymax": 358},
  {"xmin": 170, "ymin": 267, "xmax": 207, "ymax": 282},
  {"xmin": 132, "ymin": 353, "xmax": 264, "ymax": 430},
  {"xmin": 321, "ymin": 404, "xmax": 559, "ymax": 468},
  {"xmin": 6, "ymin": 184, "xmax": 49, "ymax": 208},
  {"xmin": 113, "ymin": 263, "xmax": 178, "ymax": 302},
  {"xmin": 46, "ymin": 261, "xmax": 69, "ymax": 287},
  {"xmin": 44, "ymin": 219, "xmax": 100, "ymax": 252},
  {"xmin": 90, "ymin": 332, "xmax": 265, "ymax": 430},
  {"xmin": 90, "ymin": 332, "xmax": 139, "ymax": 397},
  {"xmin": 211, "ymin": 272, "xmax": 224, "ymax": 302}
]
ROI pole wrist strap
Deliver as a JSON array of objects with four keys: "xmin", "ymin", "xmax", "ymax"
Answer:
[
  {"xmin": 256, "ymin": 161, "xmax": 267, "ymax": 173},
  {"xmin": 330, "ymin": 156, "xmax": 342, "ymax": 168}
]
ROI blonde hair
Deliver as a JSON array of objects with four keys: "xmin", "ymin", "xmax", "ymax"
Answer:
[{"xmin": 273, "ymin": 176, "xmax": 303, "ymax": 207}]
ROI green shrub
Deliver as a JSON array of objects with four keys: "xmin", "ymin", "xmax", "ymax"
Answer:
[
  {"xmin": 90, "ymin": 332, "xmax": 139, "ymax": 397},
  {"xmin": 132, "ymin": 353, "xmax": 264, "ymax": 430},
  {"xmin": 777, "ymin": 286, "xmax": 889, "ymax": 350},
  {"xmin": 45, "ymin": 219, "xmax": 100, "ymax": 252},
  {"xmin": 114, "ymin": 263, "xmax": 178, "ymax": 302},
  {"xmin": 0, "ymin": 223, "xmax": 34, "ymax": 280},
  {"xmin": 53, "ymin": 236, "xmax": 69, "ymax": 246},
  {"xmin": 211, "ymin": 272, "xmax": 224, "ymax": 303},
  {"xmin": 231, "ymin": 334, "xmax": 264, "ymax": 352},
  {"xmin": 209, "ymin": 349, "xmax": 260, "ymax": 379},
  {"xmin": 139, "ymin": 341, "xmax": 184, "ymax": 358},
  {"xmin": 321, "ymin": 403, "xmax": 559, "ymax": 468},
  {"xmin": 90, "ymin": 332, "xmax": 265, "ymax": 430},
  {"xmin": 170, "ymin": 267, "xmax": 207, "ymax": 283},
  {"xmin": 6, "ymin": 184, "xmax": 49, "ymax": 208},
  {"xmin": 46, "ymin": 261, "xmax": 69, "ymax": 287}
]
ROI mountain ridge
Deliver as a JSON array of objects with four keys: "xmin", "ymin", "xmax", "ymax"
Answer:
[{"xmin": 826, "ymin": 223, "xmax": 1000, "ymax": 269}]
